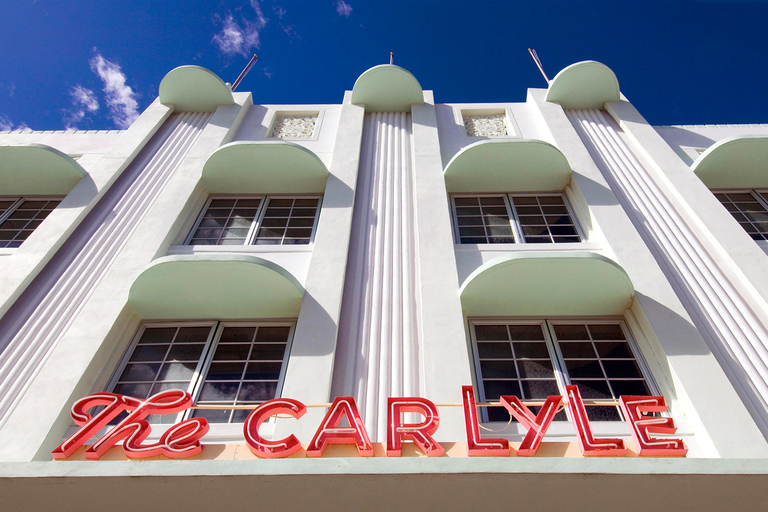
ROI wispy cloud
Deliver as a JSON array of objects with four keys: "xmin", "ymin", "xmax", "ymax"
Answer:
[
  {"xmin": 63, "ymin": 85, "xmax": 99, "ymax": 129},
  {"xmin": 335, "ymin": 0, "xmax": 353, "ymax": 17},
  {"xmin": 273, "ymin": 5, "xmax": 286, "ymax": 19},
  {"xmin": 89, "ymin": 52, "xmax": 140, "ymax": 129},
  {"xmin": 0, "ymin": 114, "xmax": 29, "ymax": 131},
  {"xmin": 213, "ymin": 1, "xmax": 267, "ymax": 57}
]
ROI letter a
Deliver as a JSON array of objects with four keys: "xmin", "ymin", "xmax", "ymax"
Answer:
[{"xmin": 306, "ymin": 397, "xmax": 373, "ymax": 457}]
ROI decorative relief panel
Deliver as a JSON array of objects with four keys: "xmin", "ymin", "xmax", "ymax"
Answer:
[
  {"xmin": 464, "ymin": 114, "xmax": 508, "ymax": 137},
  {"xmin": 271, "ymin": 114, "xmax": 318, "ymax": 139}
]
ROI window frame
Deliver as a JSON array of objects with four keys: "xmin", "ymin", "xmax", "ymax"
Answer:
[
  {"xmin": 106, "ymin": 320, "xmax": 295, "ymax": 425},
  {"xmin": 184, "ymin": 194, "xmax": 323, "ymax": 247},
  {"xmin": 467, "ymin": 317, "xmax": 662, "ymax": 426},
  {"xmin": 712, "ymin": 188, "xmax": 768, "ymax": 242},
  {"xmin": 450, "ymin": 193, "xmax": 584, "ymax": 245},
  {"xmin": 0, "ymin": 196, "xmax": 63, "ymax": 248}
]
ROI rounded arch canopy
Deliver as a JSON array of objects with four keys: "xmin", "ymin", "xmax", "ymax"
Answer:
[
  {"xmin": 159, "ymin": 66, "xmax": 234, "ymax": 112},
  {"xmin": 459, "ymin": 252, "xmax": 634, "ymax": 316},
  {"xmin": 201, "ymin": 141, "xmax": 328, "ymax": 194},
  {"xmin": 546, "ymin": 61, "xmax": 621, "ymax": 110},
  {"xmin": 443, "ymin": 139, "xmax": 572, "ymax": 193},
  {"xmin": 0, "ymin": 144, "xmax": 86, "ymax": 195},
  {"xmin": 351, "ymin": 65, "xmax": 424, "ymax": 112},
  {"xmin": 129, "ymin": 255, "xmax": 305, "ymax": 319},
  {"xmin": 692, "ymin": 135, "xmax": 768, "ymax": 189}
]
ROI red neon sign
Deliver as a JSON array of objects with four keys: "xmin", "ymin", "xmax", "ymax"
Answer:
[
  {"xmin": 53, "ymin": 386, "xmax": 688, "ymax": 460},
  {"xmin": 499, "ymin": 394, "xmax": 562, "ymax": 456},
  {"xmin": 618, "ymin": 396, "xmax": 687, "ymax": 456},
  {"xmin": 386, "ymin": 397, "xmax": 444, "ymax": 457},
  {"xmin": 306, "ymin": 397, "xmax": 374, "ymax": 457},
  {"xmin": 51, "ymin": 390, "xmax": 208, "ymax": 460}
]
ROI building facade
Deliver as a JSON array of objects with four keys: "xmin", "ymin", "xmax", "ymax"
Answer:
[{"xmin": 1, "ymin": 61, "xmax": 768, "ymax": 510}]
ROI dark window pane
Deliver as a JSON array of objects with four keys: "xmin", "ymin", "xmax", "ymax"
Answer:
[
  {"xmin": 113, "ymin": 383, "xmax": 152, "ymax": 399},
  {"xmin": 192, "ymin": 408, "xmax": 231, "ymax": 423},
  {"xmin": 198, "ymin": 381, "xmax": 239, "ymax": 402},
  {"xmin": 553, "ymin": 324, "xmax": 589, "ymax": 340},
  {"xmin": 520, "ymin": 380, "xmax": 560, "ymax": 399},
  {"xmin": 570, "ymin": 381, "xmax": 612, "ymax": 399},
  {"xmin": 594, "ymin": 342, "xmax": 632, "ymax": 358},
  {"xmin": 483, "ymin": 380, "xmax": 520, "ymax": 400},
  {"xmin": 487, "ymin": 406, "xmax": 512, "ymax": 422},
  {"xmin": 517, "ymin": 360, "xmax": 554, "ymax": 378},
  {"xmin": 480, "ymin": 360, "xmax": 517, "ymax": 379},
  {"xmin": 477, "ymin": 342, "xmax": 513, "ymax": 359},
  {"xmin": 220, "ymin": 327, "xmax": 256, "ymax": 343},
  {"xmin": 238, "ymin": 382, "xmax": 278, "ymax": 402},
  {"xmin": 586, "ymin": 406, "xmax": 622, "ymax": 422},
  {"xmin": 603, "ymin": 360, "xmax": 643, "ymax": 379},
  {"xmin": 507, "ymin": 325, "xmax": 545, "ymax": 341},
  {"xmin": 245, "ymin": 362, "xmax": 283, "ymax": 380},
  {"xmin": 474, "ymin": 325, "xmax": 509, "ymax": 341},
  {"xmin": 255, "ymin": 326, "xmax": 291, "ymax": 343},
  {"xmin": 167, "ymin": 344, "xmax": 205, "ymax": 361},
  {"xmin": 157, "ymin": 362, "xmax": 197, "ymax": 381},
  {"xmin": 610, "ymin": 380, "xmax": 651, "ymax": 396},
  {"xmin": 250, "ymin": 344, "xmax": 287, "ymax": 361},
  {"xmin": 138, "ymin": 328, "xmax": 177, "ymax": 344},
  {"xmin": 512, "ymin": 342, "xmax": 550, "ymax": 358},
  {"xmin": 205, "ymin": 362, "xmax": 246, "ymax": 381},
  {"xmin": 131, "ymin": 345, "xmax": 170, "ymax": 362},
  {"xmin": 213, "ymin": 344, "xmax": 252, "ymax": 361},
  {"xmin": 565, "ymin": 360, "xmax": 605, "ymax": 379},
  {"xmin": 176, "ymin": 326, "xmax": 212, "ymax": 343},
  {"xmin": 119, "ymin": 363, "xmax": 160, "ymax": 382},
  {"xmin": 559, "ymin": 342, "xmax": 597, "ymax": 359},
  {"xmin": 588, "ymin": 324, "xmax": 625, "ymax": 340}
]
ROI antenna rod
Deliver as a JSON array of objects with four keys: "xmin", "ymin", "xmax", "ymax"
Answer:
[
  {"xmin": 231, "ymin": 53, "xmax": 258, "ymax": 91},
  {"xmin": 390, "ymin": 52, "xmax": 393, "ymax": 65},
  {"xmin": 528, "ymin": 48, "xmax": 550, "ymax": 84}
]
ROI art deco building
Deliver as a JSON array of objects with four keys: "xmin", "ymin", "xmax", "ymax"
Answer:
[{"xmin": 1, "ymin": 60, "xmax": 767, "ymax": 510}]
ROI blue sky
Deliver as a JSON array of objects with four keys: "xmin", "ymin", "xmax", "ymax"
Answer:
[{"xmin": 1, "ymin": 0, "xmax": 767, "ymax": 131}]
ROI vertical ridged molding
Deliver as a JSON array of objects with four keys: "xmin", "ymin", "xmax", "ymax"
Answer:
[
  {"xmin": 568, "ymin": 108, "xmax": 768, "ymax": 433},
  {"xmin": 333, "ymin": 112, "xmax": 420, "ymax": 441},
  {"xmin": 0, "ymin": 112, "xmax": 211, "ymax": 428}
]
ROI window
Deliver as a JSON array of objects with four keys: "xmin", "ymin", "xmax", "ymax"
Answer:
[
  {"xmin": 713, "ymin": 190, "xmax": 768, "ymax": 241},
  {"xmin": 109, "ymin": 322, "xmax": 293, "ymax": 424},
  {"xmin": 470, "ymin": 320, "xmax": 654, "ymax": 422},
  {"xmin": 452, "ymin": 194, "xmax": 581, "ymax": 244},
  {"xmin": 0, "ymin": 197, "xmax": 61, "ymax": 248},
  {"xmin": 186, "ymin": 196, "xmax": 321, "ymax": 246}
]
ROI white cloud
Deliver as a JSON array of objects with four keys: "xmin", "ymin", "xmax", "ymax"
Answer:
[
  {"xmin": 63, "ymin": 85, "xmax": 99, "ymax": 129},
  {"xmin": 0, "ymin": 114, "xmax": 13, "ymax": 131},
  {"xmin": 273, "ymin": 5, "xmax": 286, "ymax": 19},
  {"xmin": 213, "ymin": 2, "xmax": 267, "ymax": 57},
  {"xmin": 335, "ymin": 0, "xmax": 352, "ymax": 17},
  {"xmin": 89, "ymin": 52, "xmax": 140, "ymax": 129},
  {"xmin": 0, "ymin": 114, "xmax": 29, "ymax": 131}
]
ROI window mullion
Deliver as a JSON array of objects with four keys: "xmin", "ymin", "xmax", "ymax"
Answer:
[
  {"xmin": 182, "ymin": 322, "xmax": 223, "ymax": 420},
  {"xmin": 247, "ymin": 196, "xmax": 269, "ymax": 244},
  {"xmin": 505, "ymin": 195, "xmax": 523, "ymax": 243}
]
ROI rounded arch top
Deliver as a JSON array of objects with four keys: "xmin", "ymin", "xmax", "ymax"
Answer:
[
  {"xmin": 691, "ymin": 135, "xmax": 768, "ymax": 189},
  {"xmin": 0, "ymin": 144, "xmax": 86, "ymax": 195},
  {"xmin": 128, "ymin": 254, "xmax": 305, "ymax": 320},
  {"xmin": 443, "ymin": 139, "xmax": 572, "ymax": 193},
  {"xmin": 351, "ymin": 65, "xmax": 424, "ymax": 112},
  {"xmin": 202, "ymin": 141, "xmax": 328, "ymax": 194},
  {"xmin": 459, "ymin": 252, "xmax": 634, "ymax": 317},
  {"xmin": 545, "ymin": 61, "xmax": 620, "ymax": 109},
  {"xmin": 159, "ymin": 66, "xmax": 235, "ymax": 112}
]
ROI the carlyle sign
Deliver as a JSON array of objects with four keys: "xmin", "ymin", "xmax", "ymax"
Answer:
[{"xmin": 52, "ymin": 385, "xmax": 687, "ymax": 460}]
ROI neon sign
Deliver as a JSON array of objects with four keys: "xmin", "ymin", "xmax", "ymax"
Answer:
[{"xmin": 53, "ymin": 386, "xmax": 687, "ymax": 460}]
